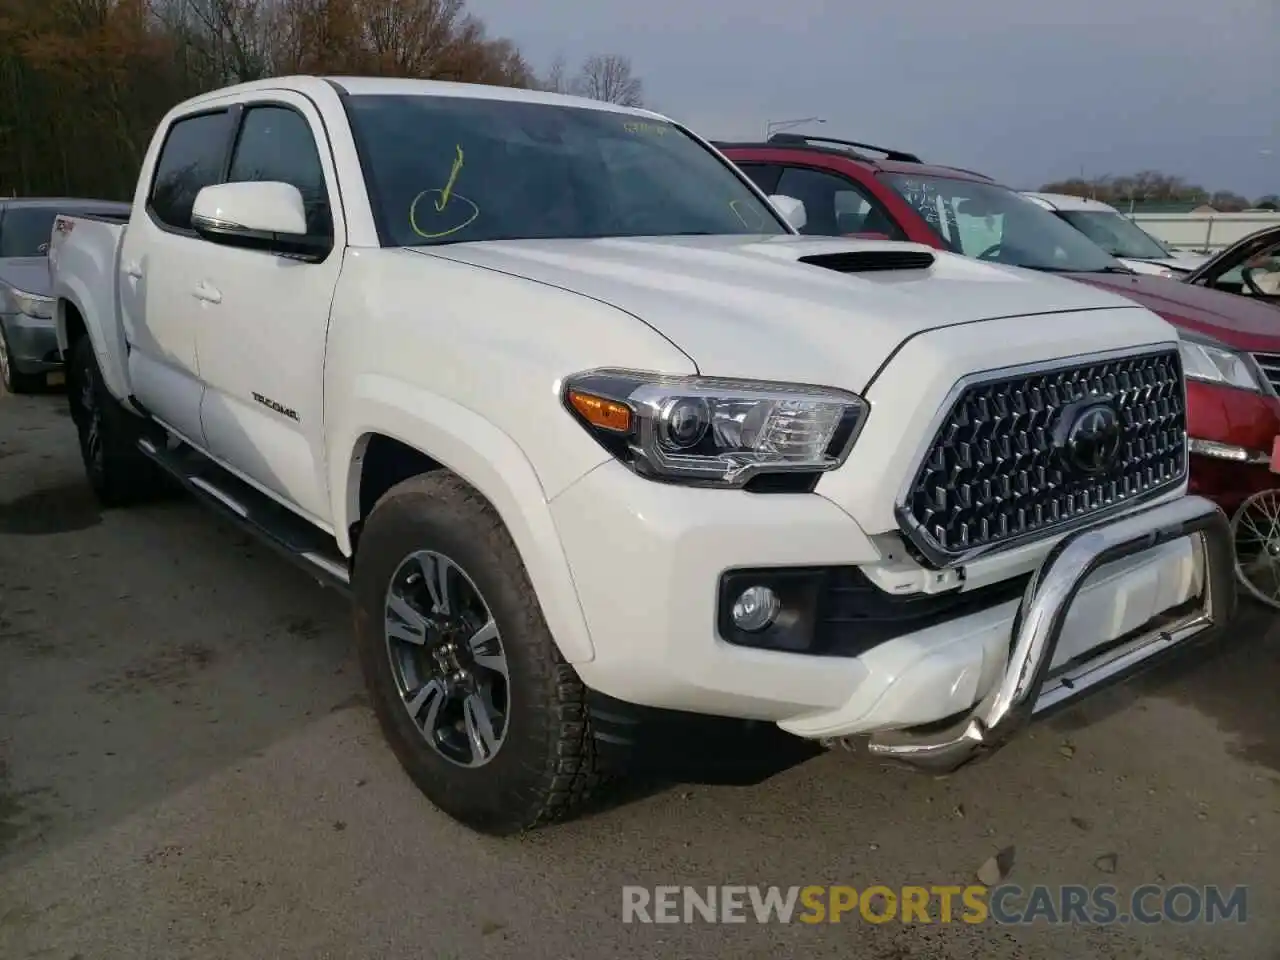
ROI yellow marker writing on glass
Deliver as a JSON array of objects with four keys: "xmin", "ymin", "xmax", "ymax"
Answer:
[
  {"xmin": 436, "ymin": 144, "xmax": 464, "ymax": 212},
  {"xmin": 409, "ymin": 143, "xmax": 480, "ymax": 240}
]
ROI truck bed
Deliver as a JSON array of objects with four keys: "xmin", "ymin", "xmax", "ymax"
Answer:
[{"xmin": 47, "ymin": 213, "xmax": 131, "ymax": 399}]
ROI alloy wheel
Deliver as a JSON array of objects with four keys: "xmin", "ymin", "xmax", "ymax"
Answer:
[
  {"xmin": 78, "ymin": 361, "xmax": 104, "ymax": 481},
  {"xmin": 0, "ymin": 329, "xmax": 12, "ymax": 392},
  {"xmin": 383, "ymin": 549, "xmax": 510, "ymax": 767}
]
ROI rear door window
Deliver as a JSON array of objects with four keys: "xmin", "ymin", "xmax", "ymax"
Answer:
[{"xmin": 148, "ymin": 110, "xmax": 233, "ymax": 231}]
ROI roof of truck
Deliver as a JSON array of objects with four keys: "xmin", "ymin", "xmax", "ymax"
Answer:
[{"xmin": 172, "ymin": 75, "xmax": 665, "ymax": 121}]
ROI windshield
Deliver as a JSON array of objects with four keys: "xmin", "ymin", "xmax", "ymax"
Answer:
[
  {"xmin": 0, "ymin": 207, "xmax": 59, "ymax": 258},
  {"xmin": 344, "ymin": 95, "xmax": 787, "ymax": 246},
  {"xmin": 1056, "ymin": 209, "xmax": 1172, "ymax": 260},
  {"xmin": 879, "ymin": 173, "xmax": 1123, "ymax": 273}
]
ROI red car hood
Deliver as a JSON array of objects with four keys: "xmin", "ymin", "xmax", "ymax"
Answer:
[{"xmin": 1068, "ymin": 271, "xmax": 1280, "ymax": 352}]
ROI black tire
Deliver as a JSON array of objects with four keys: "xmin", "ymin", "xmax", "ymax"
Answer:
[
  {"xmin": 65, "ymin": 336, "xmax": 168, "ymax": 508},
  {"xmin": 352, "ymin": 471, "xmax": 605, "ymax": 835},
  {"xmin": 0, "ymin": 325, "xmax": 46, "ymax": 395}
]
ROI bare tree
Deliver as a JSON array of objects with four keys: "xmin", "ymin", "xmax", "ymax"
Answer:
[
  {"xmin": 571, "ymin": 53, "xmax": 642, "ymax": 106},
  {"xmin": 539, "ymin": 54, "xmax": 569, "ymax": 94}
]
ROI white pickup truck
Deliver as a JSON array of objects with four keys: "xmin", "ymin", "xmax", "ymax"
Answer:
[{"xmin": 48, "ymin": 75, "xmax": 1235, "ymax": 835}]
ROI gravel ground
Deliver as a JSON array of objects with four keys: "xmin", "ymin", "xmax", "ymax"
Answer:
[{"xmin": 0, "ymin": 386, "xmax": 1277, "ymax": 960}]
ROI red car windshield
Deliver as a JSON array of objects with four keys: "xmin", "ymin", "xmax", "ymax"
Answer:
[{"xmin": 880, "ymin": 173, "xmax": 1124, "ymax": 273}]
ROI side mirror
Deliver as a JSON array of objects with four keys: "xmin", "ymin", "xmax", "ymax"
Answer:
[
  {"xmin": 191, "ymin": 181, "xmax": 328, "ymax": 260},
  {"xmin": 768, "ymin": 194, "xmax": 807, "ymax": 231}
]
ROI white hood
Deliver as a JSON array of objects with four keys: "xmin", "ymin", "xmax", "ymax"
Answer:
[{"xmin": 411, "ymin": 234, "xmax": 1144, "ymax": 391}]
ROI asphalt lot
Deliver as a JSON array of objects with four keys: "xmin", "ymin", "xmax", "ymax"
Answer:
[{"xmin": 0, "ymin": 384, "xmax": 1277, "ymax": 960}]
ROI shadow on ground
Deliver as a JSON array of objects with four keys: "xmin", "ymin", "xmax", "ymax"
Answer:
[{"xmin": 1047, "ymin": 602, "xmax": 1280, "ymax": 774}]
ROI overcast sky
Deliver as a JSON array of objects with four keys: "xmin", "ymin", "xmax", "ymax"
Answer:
[{"xmin": 467, "ymin": 0, "xmax": 1278, "ymax": 199}]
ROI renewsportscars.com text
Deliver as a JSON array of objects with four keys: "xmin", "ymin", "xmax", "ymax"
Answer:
[{"xmin": 622, "ymin": 884, "xmax": 1248, "ymax": 925}]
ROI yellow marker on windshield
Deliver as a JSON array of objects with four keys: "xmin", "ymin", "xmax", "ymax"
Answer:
[{"xmin": 436, "ymin": 144, "xmax": 464, "ymax": 212}]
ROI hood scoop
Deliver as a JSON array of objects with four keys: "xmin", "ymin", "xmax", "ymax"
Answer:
[{"xmin": 798, "ymin": 249, "xmax": 936, "ymax": 274}]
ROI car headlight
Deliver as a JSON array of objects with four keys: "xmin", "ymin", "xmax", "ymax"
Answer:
[
  {"xmin": 11, "ymin": 289, "xmax": 54, "ymax": 320},
  {"xmin": 561, "ymin": 368, "xmax": 868, "ymax": 487},
  {"xmin": 1178, "ymin": 333, "xmax": 1263, "ymax": 391}
]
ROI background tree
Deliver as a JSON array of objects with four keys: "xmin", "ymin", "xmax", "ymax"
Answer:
[
  {"xmin": 570, "ymin": 53, "xmax": 642, "ymax": 106},
  {"xmin": 1038, "ymin": 170, "xmax": 1264, "ymax": 211},
  {"xmin": 0, "ymin": 0, "xmax": 536, "ymax": 199},
  {"xmin": 540, "ymin": 53, "xmax": 570, "ymax": 94},
  {"xmin": 537, "ymin": 52, "xmax": 644, "ymax": 106}
]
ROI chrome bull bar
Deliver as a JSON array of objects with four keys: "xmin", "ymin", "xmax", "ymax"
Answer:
[{"xmin": 865, "ymin": 494, "xmax": 1236, "ymax": 772}]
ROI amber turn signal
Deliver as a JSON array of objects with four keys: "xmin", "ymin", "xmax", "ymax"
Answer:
[{"xmin": 567, "ymin": 389, "xmax": 632, "ymax": 433}]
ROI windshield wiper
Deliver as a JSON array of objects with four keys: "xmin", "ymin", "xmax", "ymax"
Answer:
[{"xmin": 1024, "ymin": 264, "xmax": 1133, "ymax": 275}]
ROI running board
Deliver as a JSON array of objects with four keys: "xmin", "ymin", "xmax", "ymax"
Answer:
[{"xmin": 137, "ymin": 437, "xmax": 352, "ymax": 595}]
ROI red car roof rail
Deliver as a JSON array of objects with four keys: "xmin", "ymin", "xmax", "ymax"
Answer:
[{"xmin": 764, "ymin": 132, "xmax": 923, "ymax": 164}]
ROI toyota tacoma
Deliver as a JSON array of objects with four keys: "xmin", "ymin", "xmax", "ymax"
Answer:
[{"xmin": 48, "ymin": 77, "xmax": 1234, "ymax": 835}]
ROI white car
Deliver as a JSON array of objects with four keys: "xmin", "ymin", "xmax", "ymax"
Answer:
[
  {"xmin": 47, "ymin": 76, "xmax": 1234, "ymax": 835},
  {"xmin": 1022, "ymin": 192, "xmax": 1209, "ymax": 278}
]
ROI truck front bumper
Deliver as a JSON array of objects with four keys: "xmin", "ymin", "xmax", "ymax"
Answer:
[
  {"xmin": 550, "ymin": 461, "xmax": 1235, "ymax": 772},
  {"xmin": 0, "ymin": 311, "xmax": 62, "ymax": 374},
  {"xmin": 859, "ymin": 493, "xmax": 1234, "ymax": 772}
]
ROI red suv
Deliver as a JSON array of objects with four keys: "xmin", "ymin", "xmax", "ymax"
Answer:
[{"xmin": 719, "ymin": 133, "xmax": 1280, "ymax": 518}]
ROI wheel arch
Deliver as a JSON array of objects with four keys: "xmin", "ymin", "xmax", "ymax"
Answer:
[
  {"xmin": 55, "ymin": 280, "xmax": 133, "ymax": 407},
  {"xmin": 332, "ymin": 375, "xmax": 598, "ymax": 664}
]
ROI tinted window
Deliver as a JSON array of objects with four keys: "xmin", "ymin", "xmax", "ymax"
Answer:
[
  {"xmin": 775, "ymin": 167, "xmax": 905, "ymax": 239},
  {"xmin": 0, "ymin": 204, "xmax": 126, "ymax": 258},
  {"xmin": 0, "ymin": 207, "xmax": 58, "ymax": 257},
  {"xmin": 737, "ymin": 163, "xmax": 781, "ymax": 195},
  {"xmin": 344, "ymin": 94, "xmax": 787, "ymax": 246},
  {"xmin": 1057, "ymin": 210, "xmax": 1171, "ymax": 260},
  {"xmin": 149, "ymin": 111, "xmax": 232, "ymax": 230},
  {"xmin": 881, "ymin": 173, "xmax": 1121, "ymax": 273},
  {"xmin": 227, "ymin": 106, "xmax": 332, "ymax": 236}
]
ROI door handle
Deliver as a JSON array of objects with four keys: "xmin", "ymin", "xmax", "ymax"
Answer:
[
  {"xmin": 192, "ymin": 280, "xmax": 222, "ymax": 304},
  {"xmin": 124, "ymin": 261, "xmax": 142, "ymax": 279}
]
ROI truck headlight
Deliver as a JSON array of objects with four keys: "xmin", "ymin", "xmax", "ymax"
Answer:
[
  {"xmin": 562, "ymin": 368, "xmax": 868, "ymax": 487},
  {"xmin": 1178, "ymin": 333, "xmax": 1263, "ymax": 392},
  {"xmin": 11, "ymin": 289, "xmax": 54, "ymax": 320}
]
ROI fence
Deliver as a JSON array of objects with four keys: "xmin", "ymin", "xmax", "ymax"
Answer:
[{"xmin": 1128, "ymin": 212, "xmax": 1280, "ymax": 253}]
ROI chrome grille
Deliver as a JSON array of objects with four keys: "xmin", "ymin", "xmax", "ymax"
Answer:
[
  {"xmin": 1250, "ymin": 352, "xmax": 1280, "ymax": 393},
  {"xmin": 898, "ymin": 348, "xmax": 1187, "ymax": 566}
]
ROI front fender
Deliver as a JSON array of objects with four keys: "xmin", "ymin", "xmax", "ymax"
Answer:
[{"xmin": 330, "ymin": 374, "xmax": 605, "ymax": 664}]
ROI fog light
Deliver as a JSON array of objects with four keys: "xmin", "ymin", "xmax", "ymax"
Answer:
[{"xmin": 731, "ymin": 585, "xmax": 780, "ymax": 632}]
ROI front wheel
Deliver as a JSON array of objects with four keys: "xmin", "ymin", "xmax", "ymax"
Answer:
[{"xmin": 352, "ymin": 472, "xmax": 605, "ymax": 835}]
